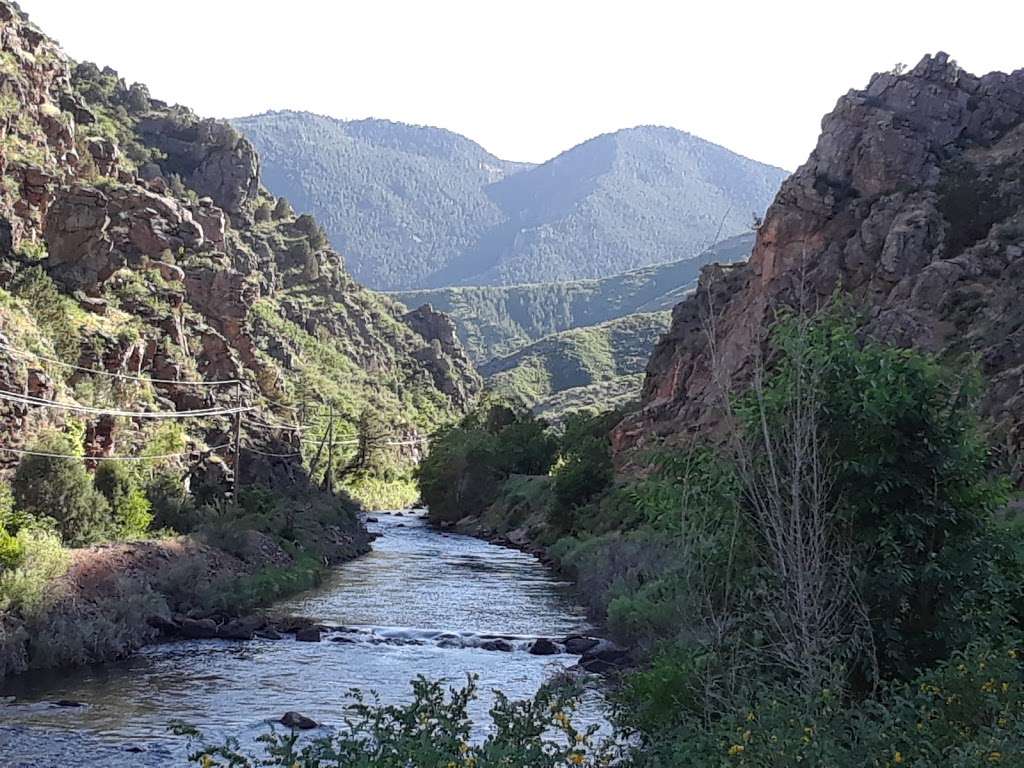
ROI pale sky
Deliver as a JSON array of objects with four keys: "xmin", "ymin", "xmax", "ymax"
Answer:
[{"xmin": 19, "ymin": 1, "xmax": 1024, "ymax": 171}]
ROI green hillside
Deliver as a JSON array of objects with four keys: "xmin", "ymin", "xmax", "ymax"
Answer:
[
  {"xmin": 395, "ymin": 233, "xmax": 753, "ymax": 362},
  {"xmin": 480, "ymin": 312, "xmax": 671, "ymax": 415},
  {"xmin": 233, "ymin": 111, "xmax": 784, "ymax": 289}
]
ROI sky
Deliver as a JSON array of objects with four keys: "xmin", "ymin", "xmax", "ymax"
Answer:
[{"xmin": 19, "ymin": 0, "xmax": 1024, "ymax": 171}]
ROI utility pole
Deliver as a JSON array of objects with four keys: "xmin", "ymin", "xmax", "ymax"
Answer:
[
  {"xmin": 324, "ymin": 404, "xmax": 335, "ymax": 494},
  {"xmin": 231, "ymin": 381, "xmax": 242, "ymax": 497}
]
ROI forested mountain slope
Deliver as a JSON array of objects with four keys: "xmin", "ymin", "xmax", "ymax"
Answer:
[
  {"xmin": 233, "ymin": 110, "xmax": 785, "ymax": 289},
  {"xmin": 481, "ymin": 311, "xmax": 671, "ymax": 417},
  {"xmin": 395, "ymin": 233, "xmax": 753, "ymax": 362}
]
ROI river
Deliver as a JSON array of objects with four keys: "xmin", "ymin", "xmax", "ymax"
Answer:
[{"xmin": 0, "ymin": 513, "xmax": 603, "ymax": 767}]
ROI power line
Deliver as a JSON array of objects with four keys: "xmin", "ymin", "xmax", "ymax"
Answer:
[
  {"xmin": 241, "ymin": 446, "xmax": 302, "ymax": 458},
  {"xmin": 0, "ymin": 341, "xmax": 240, "ymax": 386},
  {"xmin": 0, "ymin": 443, "xmax": 232, "ymax": 462},
  {"xmin": 0, "ymin": 390, "xmax": 257, "ymax": 419}
]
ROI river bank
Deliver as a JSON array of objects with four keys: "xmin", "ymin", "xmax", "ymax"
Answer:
[
  {"xmin": 0, "ymin": 513, "xmax": 607, "ymax": 767},
  {"xmin": 0, "ymin": 504, "xmax": 372, "ymax": 683}
]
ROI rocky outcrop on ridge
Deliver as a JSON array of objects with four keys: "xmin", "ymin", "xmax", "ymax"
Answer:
[
  {"xmin": 0, "ymin": 1, "xmax": 480, "ymax": 496},
  {"xmin": 616, "ymin": 53, "xmax": 1024, "ymax": 468}
]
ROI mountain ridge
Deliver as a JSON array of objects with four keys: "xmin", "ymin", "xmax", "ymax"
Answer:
[{"xmin": 232, "ymin": 111, "xmax": 787, "ymax": 289}]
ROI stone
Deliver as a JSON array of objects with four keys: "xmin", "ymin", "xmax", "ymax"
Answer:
[
  {"xmin": 528, "ymin": 638, "xmax": 560, "ymax": 655},
  {"xmin": 563, "ymin": 636, "xmax": 600, "ymax": 655},
  {"xmin": 176, "ymin": 617, "xmax": 219, "ymax": 640},
  {"xmin": 84, "ymin": 137, "xmax": 119, "ymax": 177},
  {"xmin": 480, "ymin": 639, "xmax": 513, "ymax": 652},
  {"xmin": 279, "ymin": 711, "xmax": 318, "ymax": 730},
  {"xmin": 295, "ymin": 627, "xmax": 322, "ymax": 642}
]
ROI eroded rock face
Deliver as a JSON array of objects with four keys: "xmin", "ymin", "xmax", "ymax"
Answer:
[
  {"xmin": 616, "ymin": 53, "xmax": 1024, "ymax": 467},
  {"xmin": 403, "ymin": 304, "xmax": 481, "ymax": 408},
  {"xmin": 136, "ymin": 116, "xmax": 259, "ymax": 216},
  {"xmin": 44, "ymin": 183, "xmax": 204, "ymax": 290}
]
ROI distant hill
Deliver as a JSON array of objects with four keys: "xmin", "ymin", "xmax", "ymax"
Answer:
[
  {"xmin": 395, "ymin": 233, "xmax": 754, "ymax": 362},
  {"xmin": 481, "ymin": 312, "xmax": 672, "ymax": 416},
  {"xmin": 233, "ymin": 112, "xmax": 786, "ymax": 289}
]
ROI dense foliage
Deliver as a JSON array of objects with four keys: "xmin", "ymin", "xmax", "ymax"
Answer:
[
  {"xmin": 396, "ymin": 233, "xmax": 753, "ymax": 362},
  {"xmin": 234, "ymin": 111, "xmax": 784, "ymax": 289},
  {"xmin": 416, "ymin": 307, "xmax": 1024, "ymax": 767},
  {"xmin": 417, "ymin": 402, "xmax": 559, "ymax": 523}
]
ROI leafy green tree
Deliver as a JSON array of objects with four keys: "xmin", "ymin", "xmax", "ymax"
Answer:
[
  {"xmin": 12, "ymin": 431, "xmax": 111, "ymax": 546},
  {"xmin": 745, "ymin": 310, "xmax": 1012, "ymax": 680},
  {"xmin": 551, "ymin": 410, "xmax": 616, "ymax": 530},
  {"xmin": 94, "ymin": 461, "xmax": 153, "ymax": 538}
]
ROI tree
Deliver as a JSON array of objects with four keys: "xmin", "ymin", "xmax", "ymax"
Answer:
[
  {"xmin": 12, "ymin": 432, "xmax": 111, "ymax": 546},
  {"xmin": 95, "ymin": 461, "xmax": 152, "ymax": 538},
  {"xmin": 551, "ymin": 410, "xmax": 616, "ymax": 530}
]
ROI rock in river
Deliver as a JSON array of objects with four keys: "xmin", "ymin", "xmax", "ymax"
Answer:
[
  {"xmin": 528, "ymin": 638, "xmax": 560, "ymax": 655},
  {"xmin": 279, "ymin": 711, "xmax": 318, "ymax": 730}
]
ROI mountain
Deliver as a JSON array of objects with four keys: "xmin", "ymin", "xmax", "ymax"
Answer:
[
  {"xmin": 481, "ymin": 311, "xmax": 671, "ymax": 417},
  {"xmin": 395, "ymin": 232, "xmax": 754, "ymax": 362},
  {"xmin": 0, "ymin": 4, "xmax": 479, "ymax": 509},
  {"xmin": 232, "ymin": 111, "xmax": 787, "ymax": 289},
  {"xmin": 615, "ymin": 53, "xmax": 1024, "ymax": 461}
]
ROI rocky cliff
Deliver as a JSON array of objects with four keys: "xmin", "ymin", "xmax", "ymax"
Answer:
[
  {"xmin": 0, "ymin": 1, "xmax": 480, "ymax": 504},
  {"xmin": 616, "ymin": 54, "xmax": 1024, "ymax": 469}
]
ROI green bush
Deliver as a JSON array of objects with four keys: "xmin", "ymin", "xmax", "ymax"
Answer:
[
  {"xmin": 184, "ymin": 675, "xmax": 615, "ymax": 768},
  {"xmin": 12, "ymin": 431, "xmax": 111, "ymax": 546},
  {"xmin": 744, "ymin": 310, "xmax": 1013, "ymax": 680},
  {"xmin": 419, "ymin": 422, "xmax": 501, "ymax": 523},
  {"xmin": 95, "ymin": 461, "xmax": 153, "ymax": 538},
  {"xmin": 146, "ymin": 472, "xmax": 201, "ymax": 533},
  {"xmin": 0, "ymin": 528, "xmax": 69, "ymax": 617},
  {"xmin": 551, "ymin": 411, "xmax": 617, "ymax": 530}
]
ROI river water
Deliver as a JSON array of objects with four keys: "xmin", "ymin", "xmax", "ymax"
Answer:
[{"xmin": 0, "ymin": 513, "xmax": 601, "ymax": 767}]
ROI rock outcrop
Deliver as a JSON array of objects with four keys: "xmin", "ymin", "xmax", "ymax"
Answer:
[
  {"xmin": 0, "ymin": 0, "xmax": 480, "ymax": 496},
  {"xmin": 616, "ymin": 54, "xmax": 1024, "ymax": 469}
]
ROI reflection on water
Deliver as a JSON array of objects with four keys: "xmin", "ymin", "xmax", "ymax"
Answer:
[{"xmin": 0, "ymin": 514, "xmax": 600, "ymax": 767}]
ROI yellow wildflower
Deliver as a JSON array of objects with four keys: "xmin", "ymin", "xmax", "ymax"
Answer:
[
  {"xmin": 568, "ymin": 752, "xmax": 585, "ymax": 766},
  {"xmin": 728, "ymin": 744, "xmax": 745, "ymax": 756},
  {"xmin": 200, "ymin": 756, "xmax": 214, "ymax": 768},
  {"xmin": 894, "ymin": 751, "xmax": 903, "ymax": 764},
  {"xmin": 989, "ymin": 752, "xmax": 1003, "ymax": 763}
]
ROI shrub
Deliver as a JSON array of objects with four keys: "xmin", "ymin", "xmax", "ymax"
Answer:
[
  {"xmin": 745, "ymin": 310, "xmax": 1012, "ymax": 680},
  {"xmin": 146, "ymin": 472, "xmax": 200, "ymax": 533},
  {"xmin": 95, "ymin": 461, "xmax": 153, "ymax": 538},
  {"xmin": 183, "ymin": 675, "xmax": 615, "ymax": 768},
  {"xmin": 0, "ymin": 528, "xmax": 68, "ymax": 617},
  {"xmin": 12, "ymin": 431, "xmax": 111, "ymax": 546},
  {"xmin": 551, "ymin": 411, "xmax": 616, "ymax": 530},
  {"xmin": 418, "ymin": 423, "xmax": 501, "ymax": 523}
]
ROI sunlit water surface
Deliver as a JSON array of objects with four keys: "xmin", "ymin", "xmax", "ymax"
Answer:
[{"xmin": 0, "ymin": 514, "xmax": 602, "ymax": 767}]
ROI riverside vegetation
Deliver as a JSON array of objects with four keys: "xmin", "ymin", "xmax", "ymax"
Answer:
[
  {"xmin": 0, "ymin": 0, "xmax": 475, "ymax": 683},
  {"xmin": 188, "ymin": 307, "xmax": 1024, "ymax": 767}
]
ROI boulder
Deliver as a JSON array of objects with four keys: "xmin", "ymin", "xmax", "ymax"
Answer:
[
  {"xmin": 480, "ymin": 639, "xmax": 513, "ymax": 652},
  {"xmin": 563, "ymin": 636, "xmax": 600, "ymax": 655},
  {"xmin": 295, "ymin": 627, "xmax": 322, "ymax": 643},
  {"xmin": 279, "ymin": 711, "xmax": 318, "ymax": 730},
  {"xmin": 176, "ymin": 617, "xmax": 219, "ymax": 640},
  {"xmin": 528, "ymin": 638, "xmax": 560, "ymax": 655}
]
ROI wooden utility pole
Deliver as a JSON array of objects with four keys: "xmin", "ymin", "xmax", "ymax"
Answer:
[
  {"xmin": 324, "ymin": 405, "xmax": 335, "ymax": 494},
  {"xmin": 231, "ymin": 381, "xmax": 242, "ymax": 496}
]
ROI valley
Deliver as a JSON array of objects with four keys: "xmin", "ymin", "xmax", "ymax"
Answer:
[{"xmin": 1, "ymin": 1, "xmax": 1023, "ymax": 766}]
